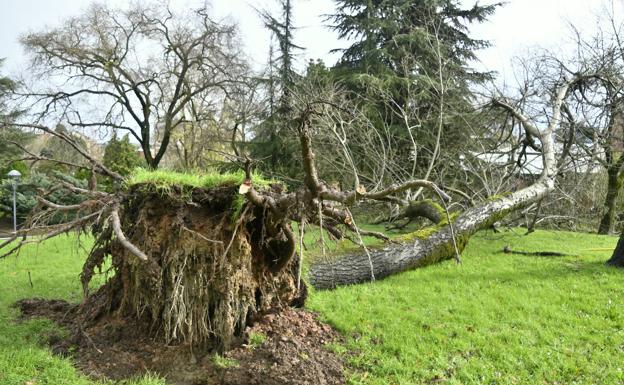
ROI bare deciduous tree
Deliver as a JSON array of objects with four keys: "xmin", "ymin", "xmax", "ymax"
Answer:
[{"xmin": 19, "ymin": 2, "xmax": 247, "ymax": 169}]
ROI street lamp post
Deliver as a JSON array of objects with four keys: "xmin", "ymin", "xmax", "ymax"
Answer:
[{"xmin": 7, "ymin": 170, "xmax": 21, "ymax": 233}]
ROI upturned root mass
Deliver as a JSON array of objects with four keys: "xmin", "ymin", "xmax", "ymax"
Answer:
[{"xmin": 81, "ymin": 184, "xmax": 303, "ymax": 350}]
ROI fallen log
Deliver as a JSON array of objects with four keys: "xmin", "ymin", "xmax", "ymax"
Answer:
[
  {"xmin": 310, "ymin": 177, "xmax": 555, "ymax": 289},
  {"xmin": 501, "ymin": 246, "xmax": 572, "ymax": 257},
  {"xmin": 309, "ymin": 72, "xmax": 590, "ymax": 289}
]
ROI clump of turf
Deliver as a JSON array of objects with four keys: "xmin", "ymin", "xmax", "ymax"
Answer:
[{"xmin": 126, "ymin": 168, "xmax": 273, "ymax": 190}]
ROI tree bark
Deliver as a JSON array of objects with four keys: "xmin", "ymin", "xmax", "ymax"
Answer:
[
  {"xmin": 598, "ymin": 167, "xmax": 621, "ymax": 234},
  {"xmin": 310, "ymin": 177, "xmax": 554, "ymax": 289},
  {"xmin": 403, "ymin": 200, "xmax": 444, "ymax": 224},
  {"xmin": 606, "ymin": 230, "xmax": 624, "ymax": 267}
]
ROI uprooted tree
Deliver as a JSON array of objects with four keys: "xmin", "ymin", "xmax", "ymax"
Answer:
[
  {"xmin": 0, "ymin": 64, "xmax": 592, "ymax": 351},
  {"xmin": 1, "ymin": 0, "xmax": 607, "ymax": 354}
]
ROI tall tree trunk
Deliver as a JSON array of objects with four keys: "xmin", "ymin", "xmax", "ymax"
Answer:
[{"xmin": 598, "ymin": 167, "xmax": 621, "ymax": 234}]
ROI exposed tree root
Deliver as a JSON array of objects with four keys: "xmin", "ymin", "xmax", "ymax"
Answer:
[{"xmin": 78, "ymin": 184, "xmax": 303, "ymax": 350}]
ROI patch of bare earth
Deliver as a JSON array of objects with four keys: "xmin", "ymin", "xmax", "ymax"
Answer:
[{"xmin": 15, "ymin": 298, "xmax": 345, "ymax": 385}]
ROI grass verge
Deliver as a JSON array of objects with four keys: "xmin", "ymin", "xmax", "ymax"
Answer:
[{"xmin": 0, "ymin": 236, "xmax": 164, "ymax": 385}]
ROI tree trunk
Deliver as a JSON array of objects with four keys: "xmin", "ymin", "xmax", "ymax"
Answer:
[
  {"xmin": 310, "ymin": 177, "xmax": 555, "ymax": 289},
  {"xmin": 80, "ymin": 184, "xmax": 302, "ymax": 350},
  {"xmin": 606, "ymin": 229, "xmax": 624, "ymax": 267},
  {"xmin": 598, "ymin": 167, "xmax": 621, "ymax": 234}
]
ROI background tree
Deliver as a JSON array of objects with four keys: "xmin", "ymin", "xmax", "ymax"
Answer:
[
  {"xmin": 103, "ymin": 133, "xmax": 143, "ymax": 177},
  {"xmin": 19, "ymin": 2, "xmax": 247, "ymax": 169},
  {"xmin": 37, "ymin": 124, "xmax": 90, "ymax": 171},
  {"xmin": 607, "ymin": 224, "xmax": 624, "ymax": 267},
  {"xmin": 564, "ymin": 17, "xmax": 624, "ymax": 234},
  {"xmin": 251, "ymin": 0, "xmax": 303, "ymax": 179},
  {"xmin": 0, "ymin": 59, "xmax": 33, "ymax": 174},
  {"xmin": 326, "ymin": 0, "xmax": 500, "ymax": 190},
  {"xmin": 0, "ymin": 171, "xmax": 87, "ymax": 224},
  {"xmin": 0, "ymin": 60, "xmax": 33, "ymax": 221}
]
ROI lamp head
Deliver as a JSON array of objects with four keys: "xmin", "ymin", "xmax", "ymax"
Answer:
[{"xmin": 7, "ymin": 170, "xmax": 22, "ymax": 180}]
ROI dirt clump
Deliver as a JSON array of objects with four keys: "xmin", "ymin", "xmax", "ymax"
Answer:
[{"xmin": 14, "ymin": 298, "xmax": 346, "ymax": 385}]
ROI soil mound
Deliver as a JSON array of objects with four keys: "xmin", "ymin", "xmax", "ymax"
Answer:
[{"xmin": 15, "ymin": 298, "xmax": 345, "ymax": 385}]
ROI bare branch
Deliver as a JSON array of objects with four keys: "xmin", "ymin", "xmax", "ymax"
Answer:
[{"xmin": 8, "ymin": 123, "xmax": 123, "ymax": 181}]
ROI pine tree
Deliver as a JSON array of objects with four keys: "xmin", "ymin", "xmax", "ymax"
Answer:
[
  {"xmin": 259, "ymin": 0, "xmax": 301, "ymax": 111},
  {"xmin": 0, "ymin": 59, "xmax": 33, "ymax": 171},
  {"xmin": 103, "ymin": 133, "xmax": 142, "ymax": 177},
  {"xmin": 252, "ymin": 0, "xmax": 302, "ymax": 178},
  {"xmin": 330, "ymin": 0, "xmax": 498, "ymax": 81},
  {"xmin": 328, "ymin": 0, "xmax": 500, "ymax": 180}
]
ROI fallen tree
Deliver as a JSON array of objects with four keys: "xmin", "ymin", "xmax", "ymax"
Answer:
[
  {"xmin": 1, "ymin": 67, "xmax": 594, "ymax": 351},
  {"xmin": 1, "ymin": 98, "xmax": 456, "ymax": 350},
  {"xmin": 309, "ymin": 73, "xmax": 590, "ymax": 288}
]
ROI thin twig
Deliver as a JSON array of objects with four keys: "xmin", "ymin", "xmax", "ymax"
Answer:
[
  {"xmin": 297, "ymin": 218, "xmax": 305, "ymax": 291},
  {"xmin": 317, "ymin": 200, "xmax": 327, "ymax": 261},
  {"xmin": 345, "ymin": 207, "xmax": 375, "ymax": 281},
  {"xmin": 181, "ymin": 226, "xmax": 223, "ymax": 244},
  {"xmin": 434, "ymin": 186, "xmax": 461, "ymax": 264}
]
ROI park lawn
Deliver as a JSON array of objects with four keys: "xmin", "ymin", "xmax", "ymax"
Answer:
[
  {"xmin": 308, "ymin": 229, "xmax": 624, "ymax": 385},
  {"xmin": 0, "ymin": 236, "xmax": 164, "ymax": 385},
  {"xmin": 0, "ymin": 229, "xmax": 622, "ymax": 384}
]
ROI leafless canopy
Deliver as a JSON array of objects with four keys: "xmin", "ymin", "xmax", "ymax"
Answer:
[{"xmin": 19, "ymin": 2, "xmax": 248, "ymax": 169}]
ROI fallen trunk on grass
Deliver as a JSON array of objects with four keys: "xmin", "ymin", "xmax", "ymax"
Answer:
[
  {"xmin": 309, "ymin": 71, "xmax": 588, "ymax": 289},
  {"xmin": 310, "ymin": 176, "xmax": 555, "ymax": 288}
]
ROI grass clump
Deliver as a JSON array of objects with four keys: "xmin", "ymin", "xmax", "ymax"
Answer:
[
  {"xmin": 212, "ymin": 354, "xmax": 239, "ymax": 369},
  {"xmin": 119, "ymin": 373, "xmax": 166, "ymax": 385},
  {"xmin": 248, "ymin": 332, "xmax": 267, "ymax": 349}
]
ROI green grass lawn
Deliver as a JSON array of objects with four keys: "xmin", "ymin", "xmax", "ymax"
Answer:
[
  {"xmin": 308, "ymin": 229, "xmax": 624, "ymax": 385},
  {"xmin": 0, "ymin": 229, "xmax": 622, "ymax": 385},
  {"xmin": 0, "ymin": 236, "xmax": 163, "ymax": 385}
]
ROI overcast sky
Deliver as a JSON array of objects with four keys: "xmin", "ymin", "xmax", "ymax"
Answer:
[{"xmin": 0, "ymin": 0, "xmax": 620, "ymax": 83}]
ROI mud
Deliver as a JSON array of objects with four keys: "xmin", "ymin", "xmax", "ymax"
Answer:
[{"xmin": 15, "ymin": 298, "xmax": 345, "ymax": 385}]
